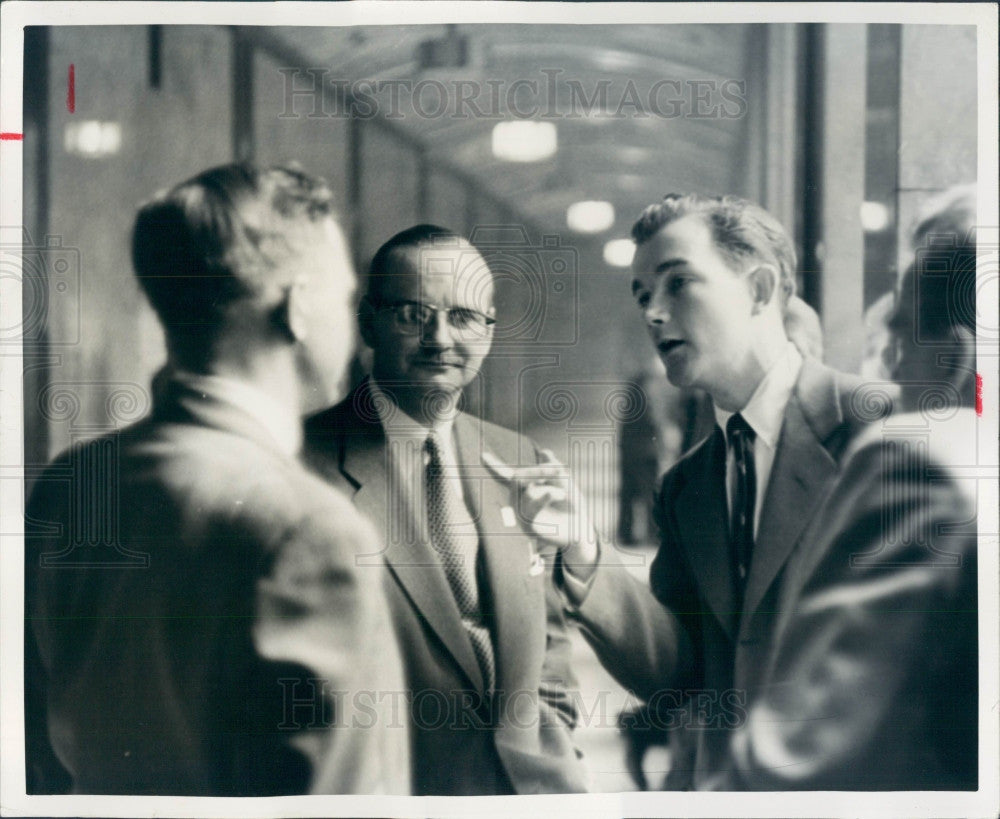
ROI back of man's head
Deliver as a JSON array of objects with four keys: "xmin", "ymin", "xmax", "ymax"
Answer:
[
  {"xmin": 908, "ymin": 185, "xmax": 977, "ymax": 339},
  {"xmin": 891, "ymin": 184, "xmax": 977, "ymax": 411},
  {"xmin": 631, "ymin": 193, "xmax": 798, "ymax": 307},
  {"xmin": 132, "ymin": 163, "xmax": 338, "ymax": 369}
]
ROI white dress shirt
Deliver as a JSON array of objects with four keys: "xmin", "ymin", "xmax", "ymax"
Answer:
[
  {"xmin": 714, "ymin": 342, "xmax": 803, "ymax": 538},
  {"xmin": 369, "ymin": 379, "xmax": 479, "ymax": 548}
]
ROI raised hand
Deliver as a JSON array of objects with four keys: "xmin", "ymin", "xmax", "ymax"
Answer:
[{"xmin": 482, "ymin": 448, "xmax": 600, "ymax": 569}]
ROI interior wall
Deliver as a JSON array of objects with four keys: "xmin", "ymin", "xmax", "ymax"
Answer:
[
  {"xmin": 25, "ymin": 23, "xmax": 804, "ymax": 466},
  {"xmin": 31, "ymin": 26, "xmax": 233, "ymax": 463}
]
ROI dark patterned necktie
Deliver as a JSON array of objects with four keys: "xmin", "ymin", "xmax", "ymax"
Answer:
[
  {"xmin": 726, "ymin": 414, "xmax": 757, "ymax": 584},
  {"xmin": 424, "ymin": 431, "xmax": 496, "ymax": 692}
]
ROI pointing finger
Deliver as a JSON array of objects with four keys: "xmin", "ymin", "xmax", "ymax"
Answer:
[{"xmin": 481, "ymin": 450, "xmax": 516, "ymax": 482}]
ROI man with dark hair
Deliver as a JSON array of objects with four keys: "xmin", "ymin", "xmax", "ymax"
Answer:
[
  {"xmin": 25, "ymin": 164, "xmax": 409, "ymax": 795},
  {"xmin": 496, "ymin": 193, "xmax": 877, "ymax": 789},
  {"xmin": 303, "ymin": 224, "xmax": 587, "ymax": 795},
  {"xmin": 723, "ymin": 185, "xmax": 979, "ymax": 790}
]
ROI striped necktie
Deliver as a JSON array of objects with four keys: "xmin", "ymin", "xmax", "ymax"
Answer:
[
  {"xmin": 726, "ymin": 413, "xmax": 757, "ymax": 585},
  {"xmin": 424, "ymin": 431, "xmax": 496, "ymax": 692}
]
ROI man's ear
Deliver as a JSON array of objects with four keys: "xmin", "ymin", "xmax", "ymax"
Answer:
[
  {"xmin": 274, "ymin": 276, "xmax": 308, "ymax": 343},
  {"xmin": 748, "ymin": 264, "xmax": 778, "ymax": 314},
  {"xmin": 358, "ymin": 296, "xmax": 377, "ymax": 349},
  {"xmin": 945, "ymin": 324, "xmax": 977, "ymax": 399}
]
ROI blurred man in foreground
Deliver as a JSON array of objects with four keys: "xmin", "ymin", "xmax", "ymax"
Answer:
[
  {"xmin": 25, "ymin": 164, "xmax": 409, "ymax": 795},
  {"xmin": 724, "ymin": 185, "xmax": 980, "ymax": 789}
]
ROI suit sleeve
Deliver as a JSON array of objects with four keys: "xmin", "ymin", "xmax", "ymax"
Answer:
[
  {"xmin": 537, "ymin": 555, "xmax": 580, "ymax": 731},
  {"xmin": 252, "ymin": 498, "xmax": 411, "ymax": 795},
  {"xmin": 724, "ymin": 440, "xmax": 978, "ymax": 790},
  {"xmin": 558, "ymin": 470, "xmax": 694, "ymax": 701},
  {"xmin": 23, "ymin": 468, "xmax": 74, "ymax": 794}
]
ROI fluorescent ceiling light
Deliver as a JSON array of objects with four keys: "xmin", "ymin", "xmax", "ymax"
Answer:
[
  {"xmin": 491, "ymin": 121, "xmax": 557, "ymax": 163},
  {"xmin": 603, "ymin": 238, "xmax": 635, "ymax": 268},
  {"xmin": 566, "ymin": 200, "xmax": 615, "ymax": 234},
  {"xmin": 64, "ymin": 121, "xmax": 122, "ymax": 158},
  {"xmin": 860, "ymin": 201, "xmax": 891, "ymax": 232}
]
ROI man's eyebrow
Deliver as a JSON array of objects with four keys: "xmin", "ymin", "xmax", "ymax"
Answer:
[{"xmin": 654, "ymin": 258, "xmax": 686, "ymax": 274}]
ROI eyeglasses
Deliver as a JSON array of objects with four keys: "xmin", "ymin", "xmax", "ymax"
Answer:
[{"xmin": 370, "ymin": 299, "xmax": 496, "ymax": 336}]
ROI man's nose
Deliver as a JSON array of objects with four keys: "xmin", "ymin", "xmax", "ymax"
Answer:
[
  {"xmin": 420, "ymin": 309, "xmax": 453, "ymax": 346},
  {"xmin": 644, "ymin": 293, "xmax": 671, "ymax": 326}
]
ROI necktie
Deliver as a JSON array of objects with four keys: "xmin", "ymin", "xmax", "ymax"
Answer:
[
  {"xmin": 424, "ymin": 431, "xmax": 496, "ymax": 692},
  {"xmin": 726, "ymin": 414, "xmax": 757, "ymax": 584}
]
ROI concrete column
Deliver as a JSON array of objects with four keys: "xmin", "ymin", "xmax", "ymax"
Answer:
[{"xmin": 816, "ymin": 25, "xmax": 868, "ymax": 373}]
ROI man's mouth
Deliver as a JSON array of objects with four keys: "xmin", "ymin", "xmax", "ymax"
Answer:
[
  {"xmin": 412, "ymin": 357, "xmax": 462, "ymax": 369},
  {"xmin": 658, "ymin": 339, "xmax": 685, "ymax": 356}
]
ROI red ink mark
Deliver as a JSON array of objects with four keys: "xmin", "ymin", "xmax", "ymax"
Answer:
[
  {"xmin": 0, "ymin": 132, "xmax": 24, "ymax": 140},
  {"xmin": 67, "ymin": 64, "xmax": 75, "ymax": 113},
  {"xmin": 975, "ymin": 373, "xmax": 983, "ymax": 417}
]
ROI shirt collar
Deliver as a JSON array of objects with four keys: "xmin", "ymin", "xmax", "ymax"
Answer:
[
  {"xmin": 369, "ymin": 377, "xmax": 456, "ymax": 442},
  {"xmin": 714, "ymin": 342, "xmax": 803, "ymax": 449},
  {"xmin": 169, "ymin": 369, "xmax": 302, "ymax": 457}
]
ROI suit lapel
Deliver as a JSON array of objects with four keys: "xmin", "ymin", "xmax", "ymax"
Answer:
[
  {"xmin": 338, "ymin": 391, "xmax": 485, "ymax": 692},
  {"xmin": 674, "ymin": 428, "xmax": 740, "ymax": 641},
  {"xmin": 741, "ymin": 362, "xmax": 842, "ymax": 622},
  {"xmin": 454, "ymin": 415, "xmax": 545, "ymax": 693}
]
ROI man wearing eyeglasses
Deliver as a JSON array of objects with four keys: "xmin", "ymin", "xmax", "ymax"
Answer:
[{"xmin": 303, "ymin": 224, "xmax": 587, "ymax": 796}]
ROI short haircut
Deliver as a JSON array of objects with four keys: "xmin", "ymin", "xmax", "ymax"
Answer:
[
  {"xmin": 631, "ymin": 193, "xmax": 797, "ymax": 305},
  {"xmin": 132, "ymin": 163, "xmax": 338, "ymax": 364},
  {"xmin": 906, "ymin": 185, "xmax": 977, "ymax": 337},
  {"xmin": 366, "ymin": 224, "xmax": 464, "ymax": 303}
]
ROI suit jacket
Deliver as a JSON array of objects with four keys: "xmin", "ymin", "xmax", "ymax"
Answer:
[
  {"xmin": 303, "ymin": 379, "xmax": 587, "ymax": 795},
  {"xmin": 723, "ymin": 409, "xmax": 978, "ymax": 790},
  {"xmin": 25, "ymin": 378, "xmax": 410, "ymax": 795},
  {"xmin": 565, "ymin": 357, "xmax": 872, "ymax": 789}
]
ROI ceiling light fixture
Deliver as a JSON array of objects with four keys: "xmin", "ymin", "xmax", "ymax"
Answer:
[
  {"xmin": 603, "ymin": 238, "xmax": 635, "ymax": 268},
  {"xmin": 566, "ymin": 200, "xmax": 615, "ymax": 233},
  {"xmin": 64, "ymin": 121, "xmax": 122, "ymax": 158},
  {"xmin": 491, "ymin": 121, "xmax": 557, "ymax": 163},
  {"xmin": 860, "ymin": 201, "xmax": 891, "ymax": 232}
]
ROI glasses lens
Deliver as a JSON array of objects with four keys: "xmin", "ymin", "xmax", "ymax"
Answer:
[
  {"xmin": 393, "ymin": 303, "xmax": 427, "ymax": 332},
  {"xmin": 385, "ymin": 302, "xmax": 493, "ymax": 336},
  {"xmin": 448, "ymin": 308, "xmax": 480, "ymax": 330}
]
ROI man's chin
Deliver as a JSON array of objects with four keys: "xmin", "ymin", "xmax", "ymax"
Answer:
[{"xmin": 661, "ymin": 359, "xmax": 692, "ymax": 390}]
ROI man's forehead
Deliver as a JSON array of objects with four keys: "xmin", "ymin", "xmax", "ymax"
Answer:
[{"xmin": 392, "ymin": 242, "xmax": 493, "ymax": 290}]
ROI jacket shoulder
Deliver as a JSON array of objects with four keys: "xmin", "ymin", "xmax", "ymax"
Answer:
[
  {"xmin": 305, "ymin": 387, "xmax": 374, "ymax": 435},
  {"xmin": 796, "ymin": 359, "xmax": 892, "ymax": 457},
  {"xmin": 658, "ymin": 428, "xmax": 715, "ymax": 496}
]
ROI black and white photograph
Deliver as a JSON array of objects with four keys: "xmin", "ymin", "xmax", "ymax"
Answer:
[{"xmin": 1, "ymin": 3, "xmax": 997, "ymax": 818}]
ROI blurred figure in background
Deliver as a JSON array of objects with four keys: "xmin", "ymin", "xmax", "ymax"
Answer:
[
  {"xmin": 25, "ymin": 164, "xmax": 409, "ymax": 795},
  {"xmin": 783, "ymin": 295, "xmax": 824, "ymax": 361},
  {"xmin": 860, "ymin": 289, "xmax": 896, "ymax": 381},
  {"xmin": 616, "ymin": 355, "xmax": 686, "ymax": 545},
  {"xmin": 724, "ymin": 184, "xmax": 979, "ymax": 789}
]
